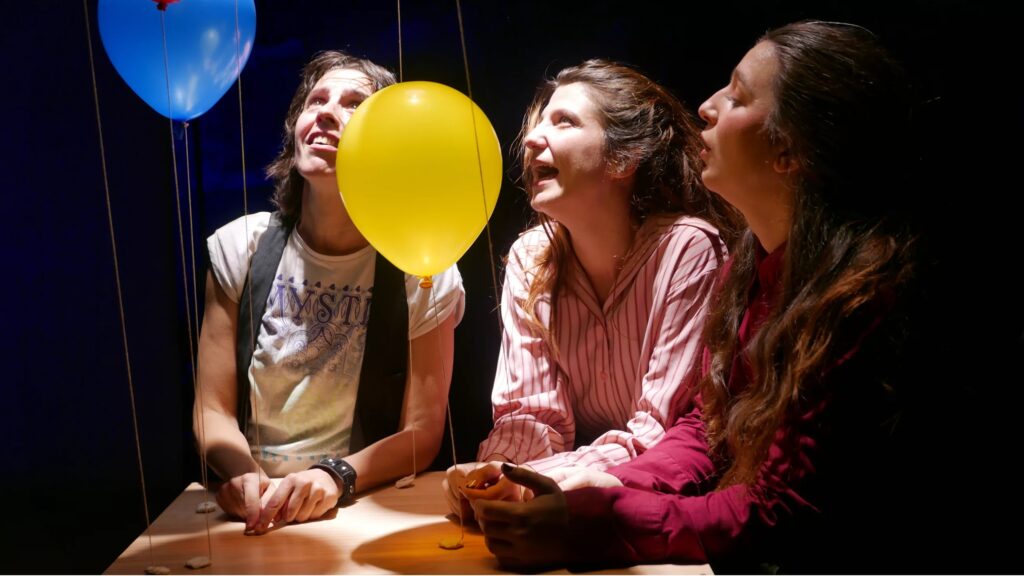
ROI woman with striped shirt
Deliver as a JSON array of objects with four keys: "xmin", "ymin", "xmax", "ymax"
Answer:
[
  {"xmin": 470, "ymin": 21, "xmax": 928, "ymax": 572},
  {"xmin": 444, "ymin": 60, "xmax": 740, "ymax": 516}
]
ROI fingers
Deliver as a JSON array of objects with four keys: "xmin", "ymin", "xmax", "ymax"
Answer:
[
  {"xmin": 469, "ymin": 495, "xmax": 518, "ymax": 530},
  {"xmin": 460, "ymin": 462, "xmax": 515, "ymax": 503},
  {"xmin": 472, "ymin": 491, "xmax": 570, "ymax": 570},
  {"xmin": 242, "ymin": 473, "xmax": 265, "ymax": 531},
  {"xmin": 446, "ymin": 461, "xmax": 503, "ymax": 520},
  {"xmin": 252, "ymin": 470, "xmax": 338, "ymax": 533},
  {"xmin": 460, "ymin": 495, "xmax": 475, "ymax": 522},
  {"xmin": 470, "ymin": 475, "xmax": 522, "ymax": 502},
  {"xmin": 256, "ymin": 477, "xmax": 294, "ymax": 532},
  {"xmin": 216, "ymin": 479, "xmax": 245, "ymax": 519},
  {"xmin": 500, "ymin": 463, "xmax": 560, "ymax": 496},
  {"xmin": 463, "ymin": 461, "xmax": 503, "ymax": 488},
  {"xmin": 309, "ymin": 493, "xmax": 336, "ymax": 521},
  {"xmin": 441, "ymin": 476, "xmax": 465, "ymax": 517},
  {"xmin": 288, "ymin": 487, "xmax": 322, "ymax": 523}
]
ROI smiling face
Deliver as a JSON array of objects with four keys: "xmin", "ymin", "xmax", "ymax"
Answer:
[
  {"xmin": 293, "ymin": 68, "xmax": 376, "ymax": 182},
  {"xmin": 521, "ymin": 82, "xmax": 618, "ymax": 223}
]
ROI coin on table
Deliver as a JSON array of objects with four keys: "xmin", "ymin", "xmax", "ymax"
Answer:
[{"xmin": 438, "ymin": 536, "xmax": 464, "ymax": 550}]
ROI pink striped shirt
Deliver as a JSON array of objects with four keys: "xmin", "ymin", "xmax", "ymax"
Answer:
[{"xmin": 477, "ymin": 213, "xmax": 725, "ymax": 473}]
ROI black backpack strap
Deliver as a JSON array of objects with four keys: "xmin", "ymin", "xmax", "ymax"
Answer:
[
  {"xmin": 234, "ymin": 213, "xmax": 291, "ymax": 433},
  {"xmin": 348, "ymin": 253, "xmax": 410, "ymax": 452}
]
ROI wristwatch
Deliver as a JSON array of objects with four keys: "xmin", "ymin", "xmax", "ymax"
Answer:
[{"xmin": 311, "ymin": 457, "xmax": 357, "ymax": 505}]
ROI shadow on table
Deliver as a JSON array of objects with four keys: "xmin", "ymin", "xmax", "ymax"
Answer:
[
  {"xmin": 352, "ymin": 518, "xmax": 711, "ymax": 575},
  {"xmin": 106, "ymin": 528, "xmax": 345, "ymax": 574},
  {"xmin": 351, "ymin": 519, "xmax": 502, "ymax": 574}
]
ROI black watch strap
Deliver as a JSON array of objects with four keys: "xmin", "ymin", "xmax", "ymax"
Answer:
[{"xmin": 311, "ymin": 457, "xmax": 357, "ymax": 505}]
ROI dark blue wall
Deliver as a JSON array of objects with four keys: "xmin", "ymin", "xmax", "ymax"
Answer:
[{"xmin": 4, "ymin": 0, "xmax": 1019, "ymax": 572}]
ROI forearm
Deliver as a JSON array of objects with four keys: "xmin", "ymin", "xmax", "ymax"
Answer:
[
  {"xmin": 195, "ymin": 269, "xmax": 254, "ymax": 481},
  {"xmin": 608, "ymin": 406, "xmax": 714, "ymax": 495},
  {"xmin": 478, "ymin": 415, "xmax": 569, "ymax": 464},
  {"xmin": 195, "ymin": 407, "xmax": 259, "ymax": 480},
  {"xmin": 526, "ymin": 441, "xmax": 633, "ymax": 475},
  {"xmin": 344, "ymin": 425, "xmax": 442, "ymax": 493},
  {"xmin": 345, "ymin": 311, "xmax": 454, "ymax": 493}
]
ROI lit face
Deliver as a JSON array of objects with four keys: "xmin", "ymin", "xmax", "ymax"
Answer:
[
  {"xmin": 293, "ymin": 68, "xmax": 375, "ymax": 181},
  {"xmin": 697, "ymin": 41, "xmax": 784, "ymax": 214},
  {"xmin": 521, "ymin": 82, "xmax": 614, "ymax": 222}
]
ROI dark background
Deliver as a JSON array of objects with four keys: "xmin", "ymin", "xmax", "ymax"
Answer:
[{"xmin": 3, "ymin": 0, "xmax": 1020, "ymax": 573}]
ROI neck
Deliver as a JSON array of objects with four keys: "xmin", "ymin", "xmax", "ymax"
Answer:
[
  {"xmin": 741, "ymin": 183, "xmax": 793, "ymax": 254},
  {"xmin": 297, "ymin": 178, "xmax": 368, "ymax": 255},
  {"xmin": 564, "ymin": 202, "xmax": 636, "ymax": 303}
]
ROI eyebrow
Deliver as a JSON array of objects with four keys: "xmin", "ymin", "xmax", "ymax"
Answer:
[
  {"xmin": 307, "ymin": 84, "xmax": 372, "ymax": 101},
  {"xmin": 731, "ymin": 68, "xmax": 749, "ymax": 91}
]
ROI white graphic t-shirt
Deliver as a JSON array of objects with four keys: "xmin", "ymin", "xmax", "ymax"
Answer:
[{"xmin": 208, "ymin": 212, "xmax": 465, "ymax": 476}]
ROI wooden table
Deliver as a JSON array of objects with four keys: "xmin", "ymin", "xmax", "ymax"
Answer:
[{"xmin": 107, "ymin": 471, "xmax": 711, "ymax": 574}]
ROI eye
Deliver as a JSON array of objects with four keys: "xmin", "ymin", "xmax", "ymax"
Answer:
[
  {"xmin": 554, "ymin": 113, "xmax": 578, "ymax": 127},
  {"xmin": 307, "ymin": 95, "xmax": 327, "ymax": 107},
  {"xmin": 724, "ymin": 90, "xmax": 744, "ymax": 107}
]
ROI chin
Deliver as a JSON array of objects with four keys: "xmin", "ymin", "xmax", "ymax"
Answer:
[
  {"xmin": 530, "ymin": 198, "xmax": 556, "ymax": 219},
  {"xmin": 296, "ymin": 161, "xmax": 334, "ymax": 179},
  {"xmin": 700, "ymin": 171, "xmax": 719, "ymax": 191}
]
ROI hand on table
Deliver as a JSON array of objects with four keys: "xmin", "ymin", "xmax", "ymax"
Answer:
[
  {"xmin": 249, "ymin": 468, "xmax": 342, "ymax": 534},
  {"xmin": 215, "ymin": 471, "xmax": 271, "ymax": 532},
  {"xmin": 471, "ymin": 463, "xmax": 571, "ymax": 571},
  {"xmin": 443, "ymin": 461, "xmax": 531, "ymax": 522},
  {"xmin": 217, "ymin": 468, "xmax": 341, "ymax": 534}
]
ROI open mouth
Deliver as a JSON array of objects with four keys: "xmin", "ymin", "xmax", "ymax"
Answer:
[
  {"xmin": 533, "ymin": 164, "xmax": 559, "ymax": 183},
  {"xmin": 309, "ymin": 133, "xmax": 339, "ymax": 148}
]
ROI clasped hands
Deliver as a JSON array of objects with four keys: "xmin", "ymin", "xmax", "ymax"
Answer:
[
  {"xmin": 443, "ymin": 461, "xmax": 622, "ymax": 569},
  {"xmin": 215, "ymin": 468, "xmax": 341, "ymax": 534}
]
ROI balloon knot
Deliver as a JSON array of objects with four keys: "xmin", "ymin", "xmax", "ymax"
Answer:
[
  {"xmin": 419, "ymin": 276, "xmax": 434, "ymax": 289},
  {"xmin": 152, "ymin": 0, "xmax": 180, "ymax": 11}
]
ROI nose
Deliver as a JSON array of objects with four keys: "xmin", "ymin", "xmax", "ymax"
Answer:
[
  {"xmin": 523, "ymin": 123, "xmax": 546, "ymax": 152},
  {"xmin": 698, "ymin": 93, "xmax": 718, "ymax": 126},
  {"xmin": 316, "ymin": 104, "xmax": 342, "ymax": 129}
]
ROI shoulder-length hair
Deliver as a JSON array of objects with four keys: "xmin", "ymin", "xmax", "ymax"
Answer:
[
  {"xmin": 265, "ymin": 50, "xmax": 396, "ymax": 226},
  {"xmin": 517, "ymin": 59, "xmax": 741, "ymax": 349}
]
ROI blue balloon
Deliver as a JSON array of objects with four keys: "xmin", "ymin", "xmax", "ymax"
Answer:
[{"xmin": 99, "ymin": 0, "xmax": 256, "ymax": 121}]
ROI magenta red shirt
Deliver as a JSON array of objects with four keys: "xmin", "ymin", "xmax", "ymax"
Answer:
[
  {"xmin": 478, "ymin": 214, "xmax": 725, "ymax": 474},
  {"xmin": 562, "ymin": 243, "xmax": 892, "ymax": 569}
]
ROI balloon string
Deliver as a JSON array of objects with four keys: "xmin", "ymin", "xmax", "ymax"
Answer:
[
  {"xmin": 234, "ymin": 0, "xmax": 261, "ymax": 477},
  {"xmin": 454, "ymin": 0, "xmax": 514, "ymax": 462},
  {"xmin": 158, "ymin": 6, "xmax": 212, "ymax": 563},
  {"xmin": 429, "ymin": 285, "xmax": 464, "ymax": 545},
  {"xmin": 409, "ymin": 337, "xmax": 417, "ymax": 478},
  {"xmin": 83, "ymin": 0, "xmax": 156, "ymax": 567},
  {"xmin": 182, "ymin": 121, "xmax": 214, "ymax": 561},
  {"xmin": 396, "ymin": 0, "xmax": 404, "ymax": 82}
]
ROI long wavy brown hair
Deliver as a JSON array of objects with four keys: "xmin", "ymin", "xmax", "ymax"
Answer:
[
  {"xmin": 699, "ymin": 21, "xmax": 919, "ymax": 487},
  {"xmin": 265, "ymin": 50, "xmax": 396, "ymax": 226},
  {"xmin": 516, "ymin": 60, "xmax": 742, "ymax": 349}
]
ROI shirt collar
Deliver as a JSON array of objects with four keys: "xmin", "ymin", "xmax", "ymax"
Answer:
[{"xmin": 755, "ymin": 241, "xmax": 786, "ymax": 293}]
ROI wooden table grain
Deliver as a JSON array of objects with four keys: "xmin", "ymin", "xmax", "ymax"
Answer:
[{"xmin": 106, "ymin": 471, "xmax": 712, "ymax": 574}]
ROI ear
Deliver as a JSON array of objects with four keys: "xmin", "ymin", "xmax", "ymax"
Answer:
[
  {"xmin": 773, "ymin": 149, "xmax": 799, "ymax": 175},
  {"xmin": 610, "ymin": 160, "xmax": 638, "ymax": 180}
]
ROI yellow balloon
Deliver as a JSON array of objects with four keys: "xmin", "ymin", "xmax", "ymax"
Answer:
[{"xmin": 337, "ymin": 81, "xmax": 502, "ymax": 279}]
